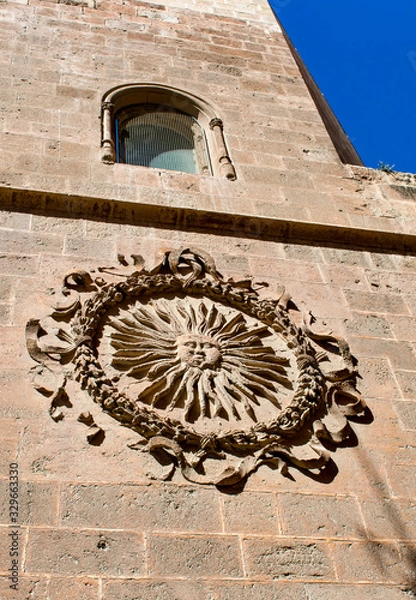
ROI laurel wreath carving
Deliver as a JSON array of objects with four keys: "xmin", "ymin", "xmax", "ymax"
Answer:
[{"xmin": 26, "ymin": 247, "xmax": 367, "ymax": 487}]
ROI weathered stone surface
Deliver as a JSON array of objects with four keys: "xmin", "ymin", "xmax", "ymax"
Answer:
[
  {"xmin": 0, "ymin": 526, "xmax": 26, "ymax": 577},
  {"xmin": 25, "ymin": 529, "xmax": 145, "ymax": 576},
  {"xmin": 319, "ymin": 263, "xmax": 371, "ymax": 291},
  {"xmin": 355, "ymin": 358, "xmax": 400, "ymax": 399},
  {"xmin": 0, "ymin": 211, "xmax": 31, "ymax": 230},
  {"xmin": 242, "ymin": 538, "xmax": 333, "ymax": 580},
  {"xmin": 278, "ymin": 493, "xmax": 364, "ymax": 539},
  {"xmin": 389, "ymin": 316, "xmax": 416, "ymax": 342},
  {"xmin": 343, "ymin": 290, "xmax": 410, "ymax": 315},
  {"xmin": 344, "ymin": 313, "xmax": 394, "ymax": 339},
  {"xmin": 246, "ymin": 445, "xmax": 392, "ymax": 499},
  {"xmin": 18, "ymin": 419, "xmax": 153, "ymax": 483},
  {"xmin": 147, "ymin": 535, "xmax": 243, "ymax": 578},
  {"xmin": 332, "ymin": 541, "xmax": 406, "ymax": 584},
  {"xmin": 304, "ymin": 584, "xmax": 412, "ymax": 599},
  {"xmin": 0, "ymin": 229, "xmax": 63, "ymax": 256},
  {"xmin": 0, "ymin": 254, "xmax": 40, "ymax": 278},
  {"xmin": 48, "ymin": 578, "xmax": 99, "ymax": 600},
  {"xmin": 211, "ymin": 581, "xmax": 307, "ymax": 600},
  {"xmin": 395, "ymin": 401, "xmax": 416, "ymax": 431},
  {"xmin": 385, "ymin": 463, "xmax": 416, "ymax": 500},
  {"xmin": 0, "ymin": 481, "xmax": 59, "ymax": 526},
  {"xmin": 0, "ymin": 576, "xmax": 49, "ymax": 600},
  {"xmin": 399, "ymin": 543, "xmax": 416, "ymax": 585},
  {"xmin": 215, "ymin": 582, "xmax": 309, "ymax": 600},
  {"xmin": 348, "ymin": 338, "xmax": 416, "ymax": 371},
  {"xmin": 103, "ymin": 579, "xmax": 214, "ymax": 600},
  {"xmin": 61, "ymin": 484, "xmax": 222, "ymax": 532},
  {"xmin": 282, "ymin": 282, "xmax": 351, "ymax": 319},
  {"xmin": 395, "ymin": 371, "xmax": 416, "ymax": 399},
  {"xmin": 359, "ymin": 399, "xmax": 410, "ymax": 452},
  {"xmin": 222, "ymin": 491, "xmax": 278, "ymax": 534},
  {"xmin": 360, "ymin": 498, "xmax": 416, "ymax": 541},
  {"xmin": 0, "ymin": 433, "xmax": 19, "ymax": 474}
]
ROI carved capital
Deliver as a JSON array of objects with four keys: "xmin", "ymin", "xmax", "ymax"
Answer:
[{"xmin": 209, "ymin": 117, "xmax": 224, "ymax": 130}]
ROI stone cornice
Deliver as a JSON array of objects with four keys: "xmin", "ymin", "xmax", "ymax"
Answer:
[{"xmin": 2, "ymin": 185, "xmax": 416, "ymax": 255}]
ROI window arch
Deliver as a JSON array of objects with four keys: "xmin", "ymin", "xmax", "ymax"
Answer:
[{"xmin": 101, "ymin": 84, "xmax": 236, "ymax": 180}]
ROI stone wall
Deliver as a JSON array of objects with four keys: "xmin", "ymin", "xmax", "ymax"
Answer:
[
  {"xmin": 2, "ymin": 218, "xmax": 416, "ymax": 599},
  {"xmin": 0, "ymin": 0, "xmax": 415, "ymax": 598}
]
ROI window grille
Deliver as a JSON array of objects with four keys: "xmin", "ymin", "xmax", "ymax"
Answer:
[{"xmin": 116, "ymin": 104, "xmax": 210, "ymax": 175}]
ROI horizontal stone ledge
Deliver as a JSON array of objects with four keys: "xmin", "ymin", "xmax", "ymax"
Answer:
[{"xmin": 2, "ymin": 186, "xmax": 416, "ymax": 255}]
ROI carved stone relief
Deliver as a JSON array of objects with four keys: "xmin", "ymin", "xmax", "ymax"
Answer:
[{"xmin": 26, "ymin": 248, "xmax": 367, "ymax": 487}]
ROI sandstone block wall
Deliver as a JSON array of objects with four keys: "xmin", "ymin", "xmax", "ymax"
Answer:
[
  {"xmin": 1, "ymin": 219, "xmax": 416, "ymax": 599},
  {"xmin": 0, "ymin": 0, "xmax": 415, "ymax": 598}
]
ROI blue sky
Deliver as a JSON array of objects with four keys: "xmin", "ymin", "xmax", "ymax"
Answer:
[{"xmin": 268, "ymin": 0, "xmax": 416, "ymax": 174}]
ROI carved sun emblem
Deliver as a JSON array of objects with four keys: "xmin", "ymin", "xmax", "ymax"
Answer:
[
  {"xmin": 108, "ymin": 299, "xmax": 291, "ymax": 423},
  {"xmin": 27, "ymin": 247, "xmax": 367, "ymax": 486}
]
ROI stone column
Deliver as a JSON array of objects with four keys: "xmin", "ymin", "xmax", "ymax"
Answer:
[{"xmin": 210, "ymin": 118, "xmax": 236, "ymax": 180}]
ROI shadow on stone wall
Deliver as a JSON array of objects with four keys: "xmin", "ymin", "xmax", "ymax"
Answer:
[{"xmin": 355, "ymin": 447, "xmax": 416, "ymax": 596}]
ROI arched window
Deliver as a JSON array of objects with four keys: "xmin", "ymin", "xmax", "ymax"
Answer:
[{"xmin": 101, "ymin": 85, "xmax": 236, "ymax": 180}]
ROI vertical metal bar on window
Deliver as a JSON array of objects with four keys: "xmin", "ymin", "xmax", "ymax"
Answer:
[{"xmin": 115, "ymin": 118, "xmax": 120, "ymax": 164}]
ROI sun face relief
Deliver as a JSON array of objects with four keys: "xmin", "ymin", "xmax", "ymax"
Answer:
[
  {"xmin": 107, "ymin": 298, "xmax": 292, "ymax": 424},
  {"xmin": 176, "ymin": 334, "xmax": 221, "ymax": 370}
]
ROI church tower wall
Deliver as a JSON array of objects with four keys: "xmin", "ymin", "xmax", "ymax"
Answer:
[{"xmin": 0, "ymin": 1, "xmax": 416, "ymax": 598}]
